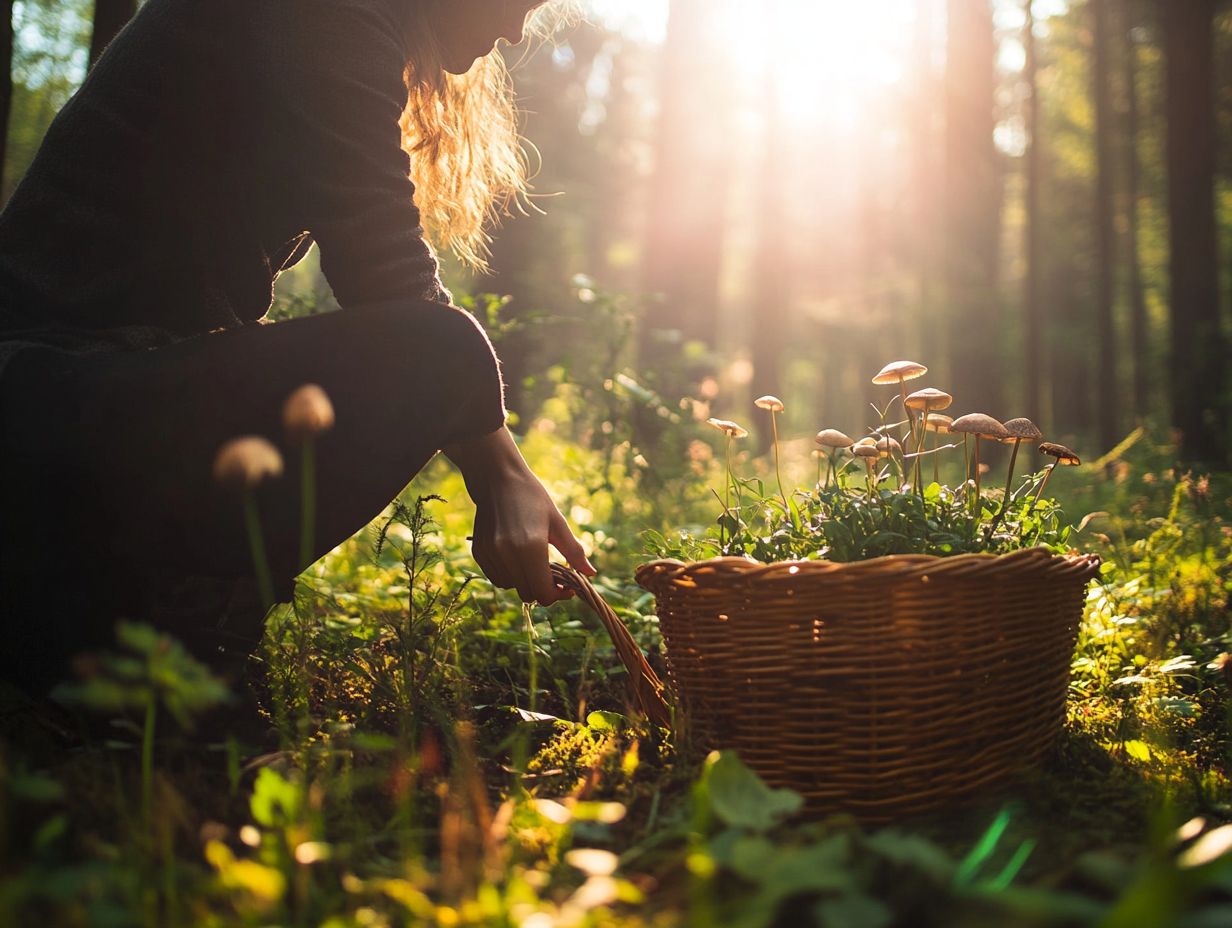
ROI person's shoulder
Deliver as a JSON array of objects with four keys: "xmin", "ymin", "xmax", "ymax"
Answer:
[{"xmin": 269, "ymin": 0, "xmax": 410, "ymax": 51}]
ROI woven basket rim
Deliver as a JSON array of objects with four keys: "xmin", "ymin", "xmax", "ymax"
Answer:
[{"xmin": 635, "ymin": 545, "xmax": 1101, "ymax": 592}]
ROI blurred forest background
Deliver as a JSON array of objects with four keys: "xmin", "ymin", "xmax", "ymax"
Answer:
[{"xmin": 3, "ymin": 0, "xmax": 1230, "ymax": 465}]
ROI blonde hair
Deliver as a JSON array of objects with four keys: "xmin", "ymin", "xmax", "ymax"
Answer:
[{"xmin": 401, "ymin": 3, "xmax": 572, "ymax": 271}]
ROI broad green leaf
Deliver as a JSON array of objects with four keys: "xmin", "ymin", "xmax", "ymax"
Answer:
[
  {"xmin": 705, "ymin": 752, "xmax": 802, "ymax": 831},
  {"xmin": 815, "ymin": 892, "xmax": 893, "ymax": 928}
]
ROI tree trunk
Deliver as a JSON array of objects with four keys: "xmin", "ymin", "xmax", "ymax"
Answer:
[
  {"xmin": 1022, "ymin": 0, "xmax": 1044, "ymax": 424},
  {"xmin": 1092, "ymin": 0, "xmax": 1119, "ymax": 452},
  {"xmin": 750, "ymin": 66, "xmax": 788, "ymax": 414},
  {"xmin": 912, "ymin": 0, "xmax": 941, "ymax": 372},
  {"xmin": 641, "ymin": 0, "xmax": 734, "ymax": 354},
  {"xmin": 0, "ymin": 0, "xmax": 13, "ymax": 195},
  {"xmin": 89, "ymin": 0, "xmax": 137, "ymax": 69},
  {"xmin": 943, "ymin": 0, "xmax": 1002, "ymax": 412},
  {"xmin": 1162, "ymin": 0, "xmax": 1226, "ymax": 463},
  {"xmin": 1122, "ymin": 0, "xmax": 1149, "ymax": 421}
]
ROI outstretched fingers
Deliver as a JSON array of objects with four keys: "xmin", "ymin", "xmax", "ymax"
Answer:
[{"xmin": 549, "ymin": 509, "xmax": 596, "ymax": 577}]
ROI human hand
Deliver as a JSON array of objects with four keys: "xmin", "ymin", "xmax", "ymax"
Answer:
[{"xmin": 444, "ymin": 426, "xmax": 595, "ymax": 605}]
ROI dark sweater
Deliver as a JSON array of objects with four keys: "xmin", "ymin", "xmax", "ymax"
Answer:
[{"xmin": 0, "ymin": 0, "xmax": 502, "ymax": 417}]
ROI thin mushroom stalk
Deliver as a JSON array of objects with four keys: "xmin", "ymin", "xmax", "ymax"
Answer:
[
  {"xmin": 243, "ymin": 491, "xmax": 275, "ymax": 609},
  {"xmin": 1030, "ymin": 442, "xmax": 1081, "ymax": 510},
  {"xmin": 948, "ymin": 414, "xmax": 1010, "ymax": 522},
  {"xmin": 771, "ymin": 410, "xmax": 788, "ymax": 513},
  {"xmin": 1031, "ymin": 461, "xmax": 1058, "ymax": 509},
  {"xmin": 755, "ymin": 396, "xmax": 789, "ymax": 515},
  {"xmin": 962, "ymin": 433, "xmax": 970, "ymax": 490},
  {"xmin": 213, "ymin": 435, "xmax": 284, "ymax": 610},
  {"xmin": 991, "ymin": 419, "xmax": 1043, "ymax": 534},
  {"xmin": 972, "ymin": 436, "xmax": 983, "ymax": 518},
  {"xmin": 915, "ymin": 409, "xmax": 929, "ymax": 493},
  {"xmin": 904, "ymin": 388, "xmax": 953, "ymax": 494},
  {"xmin": 1001, "ymin": 440, "xmax": 1021, "ymax": 507}
]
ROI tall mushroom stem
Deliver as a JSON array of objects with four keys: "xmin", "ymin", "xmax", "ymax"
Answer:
[
  {"xmin": 1031, "ymin": 462, "xmax": 1058, "ymax": 509},
  {"xmin": 914, "ymin": 407, "xmax": 932, "ymax": 493},
  {"xmin": 988, "ymin": 439, "xmax": 1023, "ymax": 536},
  {"xmin": 722, "ymin": 434, "xmax": 734, "ymax": 545},
  {"xmin": 769, "ymin": 410, "xmax": 789, "ymax": 515},
  {"xmin": 243, "ymin": 490, "xmax": 275, "ymax": 610},
  {"xmin": 972, "ymin": 437, "xmax": 984, "ymax": 518},
  {"xmin": 1000, "ymin": 439, "xmax": 1023, "ymax": 514},
  {"xmin": 932, "ymin": 426, "xmax": 942, "ymax": 486},
  {"xmin": 896, "ymin": 377, "xmax": 913, "ymax": 444},
  {"xmin": 962, "ymin": 434, "xmax": 970, "ymax": 492},
  {"xmin": 724, "ymin": 434, "xmax": 733, "ymax": 516}
]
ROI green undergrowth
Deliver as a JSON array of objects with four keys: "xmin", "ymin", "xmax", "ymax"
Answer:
[{"xmin": 1, "ymin": 291, "xmax": 1230, "ymax": 925}]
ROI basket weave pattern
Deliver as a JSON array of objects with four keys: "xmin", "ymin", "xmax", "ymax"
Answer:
[{"xmin": 635, "ymin": 546, "xmax": 1101, "ymax": 821}]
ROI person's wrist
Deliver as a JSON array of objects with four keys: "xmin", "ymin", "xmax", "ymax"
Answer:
[{"xmin": 444, "ymin": 425, "xmax": 529, "ymax": 489}]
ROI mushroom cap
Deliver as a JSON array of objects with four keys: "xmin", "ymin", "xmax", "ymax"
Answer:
[
  {"xmin": 814, "ymin": 428, "xmax": 854, "ymax": 448},
  {"xmin": 925, "ymin": 414, "xmax": 954, "ymax": 432},
  {"xmin": 872, "ymin": 360, "xmax": 928, "ymax": 385},
  {"xmin": 875, "ymin": 436, "xmax": 902, "ymax": 457},
  {"xmin": 1001, "ymin": 417, "xmax": 1043, "ymax": 443},
  {"xmin": 706, "ymin": 417, "xmax": 749, "ymax": 439},
  {"xmin": 283, "ymin": 383, "xmax": 336, "ymax": 440},
  {"xmin": 213, "ymin": 436, "xmax": 284, "ymax": 489},
  {"xmin": 853, "ymin": 442, "xmax": 881, "ymax": 459},
  {"xmin": 754, "ymin": 394, "xmax": 785, "ymax": 412},
  {"xmin": 905, "ymin": 387, "xmax": 953, "ymax": 411},
  {"xmin": 948, "ymin": 413, "xmax": 1010, "ymax": 440},
  {"xmin": 1039, "ymin": 441, "xmax": 1081, "ymax": 465}
]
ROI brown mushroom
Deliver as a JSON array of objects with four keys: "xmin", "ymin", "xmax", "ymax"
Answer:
[
  {"xmin": 754, "ymin": 397, "xmax": 789, "ymax": 513},
  {"xmin": 707, "ymin": 418, "xmax": 749, "ymax": 523},
  {"xmin": 213, "ymin": 436, "xmax": 284, "ymax": 490},
  {"xmin": 1039, "ymin": 441, "xmax": 1081, "ymax": 466},
  {"xmin": 1032, "ymin": 442, "xmax": 1082, "ymax": 506},
  {"xmin": 948, "ymin": 413, "xmax": 1010, "ymax": 517},
  {"xmin": 999, "ymin": 418, "xmax": 1043, "ymax": 508},
  {"xmin": 872, "ymin": 361, "xmax": 928, "ymax": 440},
  {"xmin": 707, "ymin": 417, "xmax": 749, "ymax": 439},
  {"xmin": 853, "ymin": 439, "xmax": 881, "ymax": 499},
  {"xmin": 905, "ymin": 388, "xmax": 954, "ymax": 489},
  {"xmin": 283, "ymin": 384, "xmax": 335, "ymax": 443},
  {"xmin": 212, "ymin": 435, "xmax": 284, "ymax": 609},
  {"xmin": 754, "ymin": 395, "xmax": 785, "ymax": 412},
  {"xmin": 814, "ymin": 429, "xmax": 854, "ymax": 488}
]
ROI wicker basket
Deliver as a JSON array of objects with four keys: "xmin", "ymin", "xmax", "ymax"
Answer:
[{"xmin": 558, "ymin": 546, "xmax": 1101, "ymax": 822}]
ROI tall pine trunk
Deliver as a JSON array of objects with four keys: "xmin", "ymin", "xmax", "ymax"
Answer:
[
  {"xmin": 943, "ymin": 0, "xmax": 1002, "ymax": 412},
  {"xmin": 1162, "ymin": 0, "xmax": 1226, "ymax": 463},
  {"xmin": 1023, "ymin": 0, "xmax": 1044, "ymax": 424},
  {"xmin": 89, "ymin": 0, "xmax": 136, "ymax": 69},
  {"xmin": 641, "ymin": 0, "xmax": 734, "ymax": 353},
  {"xmin": 912, "ymin": 0, "xmax": 941, "ymax": 371},
  {"xmin": 1, "ymin": 0, "xmax": 13, "ymax": 195},
  {"xmin": 750, "ymin": 64, "xmax": 788, "ymax": 412},
  {"xmin": 1092, "ymin": 0, "xmax": 1118, "ymax": 451},
  {"xmin": 1122, "ymin": 0, "xmax": 1149, "ymax": 421}
]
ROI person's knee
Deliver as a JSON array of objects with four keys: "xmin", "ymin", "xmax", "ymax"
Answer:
[{"xmin": 345, "ymin": 300, "xmax": 506, "ymax": 436}]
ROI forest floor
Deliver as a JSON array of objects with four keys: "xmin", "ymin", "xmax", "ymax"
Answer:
[{"xmin": 2, "ymin": 370, "xmax": 1230, "ymax": 927}]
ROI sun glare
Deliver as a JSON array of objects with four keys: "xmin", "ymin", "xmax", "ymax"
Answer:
[
  {"xmin": 724, "ymin": 0, "xmax": 917, "ymax": 129},
  {"xmin": 588, "ymin": 0, "xmax": 918, "ymax": 130}
]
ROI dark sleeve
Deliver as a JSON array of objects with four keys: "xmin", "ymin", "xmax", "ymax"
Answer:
[
  {"xmin": 272, "ymin": 0, "xmax": 449, "ymax": 308},
  {"xmin": 265, "ymin": 1, "xmax": 506, "ymax": 430}
]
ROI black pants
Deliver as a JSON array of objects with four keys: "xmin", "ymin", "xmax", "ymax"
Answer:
[{"xmin": 0, "ymin": 300, "xmax": 502, "ymax": 690}]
